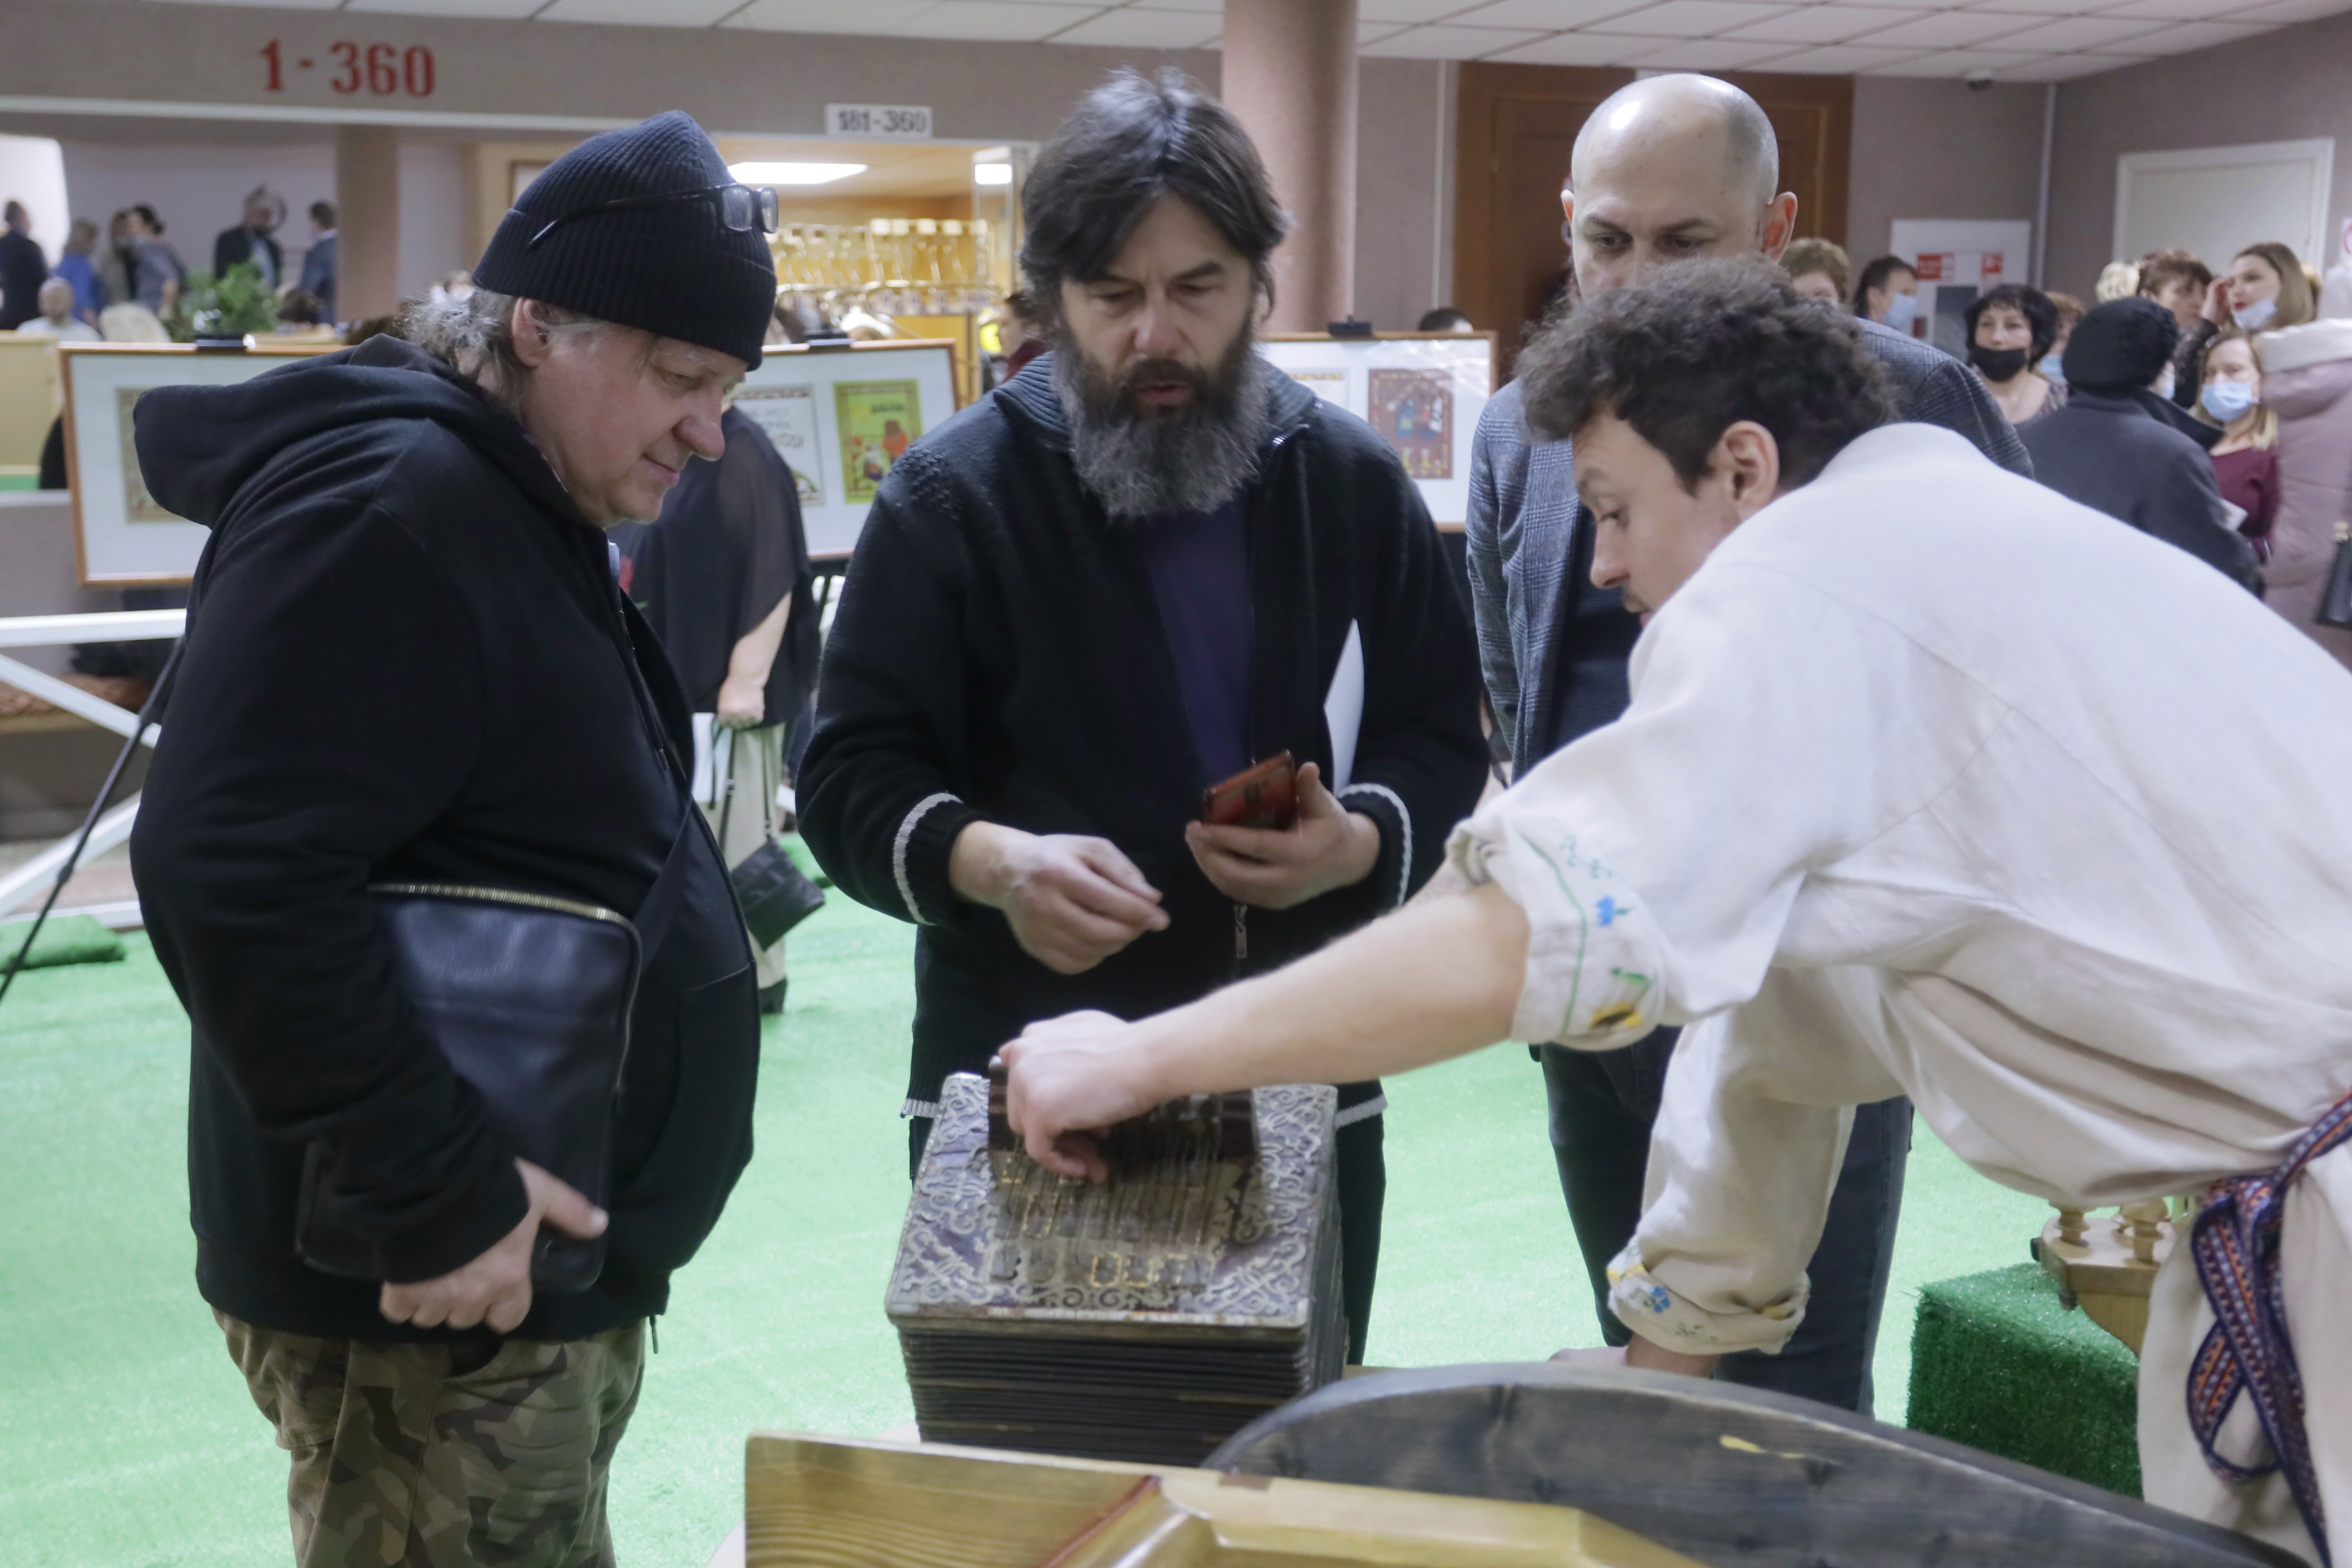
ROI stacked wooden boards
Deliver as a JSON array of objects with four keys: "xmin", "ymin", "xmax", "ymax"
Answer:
[{"xmin": 885, "ymin": 1072, "xmax": 1345, "ymax": 1464}]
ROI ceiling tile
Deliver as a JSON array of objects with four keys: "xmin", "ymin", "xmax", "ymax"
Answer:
[
  {"xmin": 1757, "ymin": 40, "xmax": 1933, "ymax": 66},
  {"xmin": 1982, "ymin": 12, "xmax": 2163, "ymax": 45},
  {"xmin": 1858, "ymin": 9, "xmax": 2037, "ymax": 43},
  {"xmin": 1136, "ymin": 0, "xmax": 1222, "ymax": 13},
  {"xmin": 893, "ymin": 0, "xmax": 1103, "ymax": 37},
  {"xmin": 1621, "ymin": 34, "xmax": 1804, "ymax": 62},
  {"xmin": 1863, "ymin": 44, "xmax": 2040, "ymax": 68},
  {"xmin": 726, "ymin": 0, "xmax": 942, "ymax": 28},
  {"xmin": 1358, "ymin": 22, "xmax": 1549, "ymax": 51},
  {"xmin": 1441, "ymin": 0, "xmax": 1650, "ymax": 24},
  {"xmin": 142, "ymin": 0, "xmax": 340, "ymax": 7},
  {"xmin": 2096, "ymin": 0, "xmax": 2281, "ymax": 17},
  {"xmin": 1359, "ymin": 20, "xmax": 1412, "ymax": 40},
  {"xmin": 347, "ymin": 0, "xmax": 545, "ymax": 15},
  {"xmin": 1482, "ymin": 28, "xmax": 1667, "ymax": 58},
  {"xmin": 1045, "ymin": 5, "xmax": 1216, "ymax": 42},
  {"xmin": 1995, "ymin": 48, "xmax": 2147, "ymax": 71},
  {"xmin": 2231, "ymin": 0, "xmax": 2352, "ymax": 19},
  {"xmin": 2115, "ymin": 18, "xmax": 2273, "ymax": 46},
  {"xmin": 535, "ymin": 0, "xmax": 745, "ymax": 22},
  {"xmin": 1720, "ymin": 4, "xmax": 1919, "ymax": 40},
  {"xmin": 1588, "ymin": 0, "xmax": 1795, "ymax": 31},
  {"xmin": 1966, "ymin": 0, "xmax": 2133, "ymax": 16}
]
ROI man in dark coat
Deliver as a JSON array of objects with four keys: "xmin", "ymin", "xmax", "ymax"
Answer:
[
  {"xmin": 0, "ymin": 200, "xmax": 48, "ymax": 330},
  {"xmin": 211, "ymin": 187, "xmax": 285, "ymax": 288},
  {"xmin": 2022, "ymin": 296, "xmax": 2260, "ymax": 590},
  {"xmin": 131, "ymin": 111, "xmax": 780, "ymax": 1567},
  {"xmin": 797, "ymin": 70, "xmax": 1489, "ymax": 1365}
]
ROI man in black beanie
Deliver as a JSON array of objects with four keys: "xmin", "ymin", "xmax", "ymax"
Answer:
[
  {"xmin": 2021, "ymin": 296, "xmax": 2258, "ymax": 589},
  {"xmin": 131, "ymin": 110, "xmax": 776, "ymax": 1567}
]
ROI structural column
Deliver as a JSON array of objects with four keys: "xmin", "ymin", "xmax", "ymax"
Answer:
[
  {"xmin": 335, "ymin": 126, "xmax": 401, "ymax": 322},
  {"xmin": 1222, "ymin": 0, "xmax": 1359, "ymax": 333}
]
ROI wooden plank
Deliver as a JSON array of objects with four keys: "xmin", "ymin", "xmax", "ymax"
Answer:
[{"xmin": 1203, "ymin": 1364, "xmax": 2304, "ymax": 1568}]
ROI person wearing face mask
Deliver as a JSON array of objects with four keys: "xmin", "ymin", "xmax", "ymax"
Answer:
[
  {"xmin": 1964, "ymin": 283, "xmax": 2063, "ymax": 426},
  {"xmin": 2021, "ymin": 296, "xmax": 2257, "ymax": 589},
  {"xmin": 1852, "ymin": 253, "xmax": 1918, "ymax": 334},
  {"xmin": 2167, "ymin": 241, "xmax": 2317, "ymax": 409},
  {"xmin": 2198, "ymin": 328, "xmax": 2279, "ymax": 563}
]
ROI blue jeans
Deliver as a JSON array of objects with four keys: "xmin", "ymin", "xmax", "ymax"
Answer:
[{"xmin": 1538, "ymin": 1029, "xmax": 1911, "ymax": 1416}]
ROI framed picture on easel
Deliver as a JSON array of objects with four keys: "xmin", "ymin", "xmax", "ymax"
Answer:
[
  {"xmin": 1254, "ymin": 333, "xmax": 1497, "ymax": 527},
  {"xmin": 733, "ymin": 338, "xmax": 960, "ymax": 561},
  {"xmin": 59, "ymin": 343, "xmax": 335, "ymax": 586}
]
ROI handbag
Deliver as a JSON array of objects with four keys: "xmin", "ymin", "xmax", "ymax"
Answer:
[
  {"xmin": 714, "ymin": 722, "xmax": 824, "ymax": 950},
  {"xmin": 2318, "ymin": 520, "xmax": 2352, "ymax": 629},
  {"xmin": 294, "ymin": 809, "xmax": 695, "ymax": 1294}
]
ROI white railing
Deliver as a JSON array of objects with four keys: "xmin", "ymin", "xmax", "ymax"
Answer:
[{"xmin": 0, "ymin": 609, "xmax": 185, "ymax": 920}]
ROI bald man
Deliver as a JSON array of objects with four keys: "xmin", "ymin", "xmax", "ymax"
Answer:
[{"xmin": 1464, "ymin": 74, "xmax": 2031, "ymax": 1416}]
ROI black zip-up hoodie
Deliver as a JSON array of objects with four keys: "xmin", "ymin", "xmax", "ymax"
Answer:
[
  {"xmin": 131, "ymin": 335, "xmax": 759, "ymax": 1343},
  {"xmin": 797, "ymin": 356, "xmax": 1488, "ymax": 1112}
]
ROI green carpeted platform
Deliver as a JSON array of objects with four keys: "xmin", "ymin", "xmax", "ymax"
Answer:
[
  {"xmin": 1907, "ymin": 1261, "xmax": 2143, "ymax": 1497},
  {"xmin": 1, "ymin": 913, "xmax": 126, "ymax": 973},
  {"xmin": 0, "ymin": 893, "xmax": 2058, "ymax": 1567}
]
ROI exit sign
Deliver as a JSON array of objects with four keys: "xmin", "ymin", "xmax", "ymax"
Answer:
[{"xmin": 826, "ymin": 104, "xmax": 932, "ymax": 140}]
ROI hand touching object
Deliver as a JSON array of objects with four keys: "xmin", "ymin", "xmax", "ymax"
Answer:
[
  {"xmin": 1187, "ymin": 761, "xmax": 1378, "ymax": 911},
  {"xmin": 378, "ymin": 1158, "xmax": 607, "ymax": 1334}
]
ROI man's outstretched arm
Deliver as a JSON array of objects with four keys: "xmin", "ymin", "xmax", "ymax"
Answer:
[{"xmin": 1002, "ymin": 879, "xmax": 1529, "ymax": 1178}]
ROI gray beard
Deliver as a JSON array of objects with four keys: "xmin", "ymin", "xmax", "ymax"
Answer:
[{"xmin": 1055, "ymin": 335, "xmax": 1271, "ymax": 519}]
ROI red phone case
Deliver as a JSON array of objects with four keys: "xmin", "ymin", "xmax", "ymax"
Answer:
[{"xmin": 1200, "ymin": 751, "xmax": 1299, "ymax": 830}]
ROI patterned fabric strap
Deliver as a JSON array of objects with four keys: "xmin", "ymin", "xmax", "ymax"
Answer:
[{"xmin": 2187, "ymin": 1085, "xmax": 2352, "ymax": 1568}]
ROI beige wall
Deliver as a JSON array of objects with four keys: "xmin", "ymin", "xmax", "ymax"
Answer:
[
  {"xmin": 1846, "ymin": 78, "xmax": 2048, "ymax": 276},
  {"xmin": 2045, "ymin": 9, "xmax": 2352, "ymax": 299}
]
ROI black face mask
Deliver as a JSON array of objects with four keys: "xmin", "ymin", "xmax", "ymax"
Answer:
[{"xmin": 1969, "ymin": 344, "xmax": 2031, "ymax": 383}]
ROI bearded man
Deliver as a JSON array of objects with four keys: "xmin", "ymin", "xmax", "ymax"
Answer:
[{"xmin": 797, "ymin": 69, "xmax": 1487, "ymax": 1363}]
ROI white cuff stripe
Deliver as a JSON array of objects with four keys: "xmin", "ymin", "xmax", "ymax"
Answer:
[
  {"xmin": 1332, "ymin": 1093, "xmax": 1388, "ymax": 1129},
  {"xmin": 891, "ymin": 793, "xmax": 962, "ymax": 925},
  {"xmin": 1340, "ymin": 782, "xmax": 1412, "ymax": 910},
  {"xmin": 900, "ymin": 1098, "xmax": 941, "ymax": 1119}
]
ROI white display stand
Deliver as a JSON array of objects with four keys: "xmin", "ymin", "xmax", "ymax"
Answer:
[
  {"xmin": 1254, "ymin": 332, "xmax": 1496, "ymax": 527},
  {"xmin": 61, "ymin": 343, "xmax": 335, "ymax": 586},
  {"xmin": 733, "ymin": 339, "xmax": 960, "ymax": 560}
]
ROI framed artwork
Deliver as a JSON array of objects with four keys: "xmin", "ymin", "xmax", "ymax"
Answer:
[
  {"xmin": 1255, "ymin": 333, "xmax": 1496, "ymax": 526},
  {"xmin": 734, "ymin": 339, "xmax": 959, "ymax": 559},
  {"xmin": 61, "ymin": 343, "xmax": 335, "ymax": 586}
]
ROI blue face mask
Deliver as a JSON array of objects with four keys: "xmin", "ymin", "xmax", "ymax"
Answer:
[
  {"xmin": 2039, "ymin": 352, "xmax": 2066, "ymax": 384},
  {"xmin": 2202, "ymin": 381, "xmax": 2258, "ymax": 423}
]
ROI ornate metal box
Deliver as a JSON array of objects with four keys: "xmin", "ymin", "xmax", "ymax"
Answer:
[{"xmin": 885, "ymin": 1071, "xmax": 1345, "ymax": 1464}]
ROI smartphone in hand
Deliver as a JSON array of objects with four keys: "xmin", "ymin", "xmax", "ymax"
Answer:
[{"xmin": 1200, "ymin": 751, "xmax": 1299, "ymax": 830}]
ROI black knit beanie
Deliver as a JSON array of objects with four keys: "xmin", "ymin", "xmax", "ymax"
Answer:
[
  {"xmin": 2062, "ymin": 297, "xmax": 2181, "ymax": 393},
  {"xmin": 474, "ymin": 111, "xmax": 775, "ymax": 368}
]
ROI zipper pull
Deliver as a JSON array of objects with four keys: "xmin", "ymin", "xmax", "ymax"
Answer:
[{"xmin": 1233, "ymin": 902, "xmax": 1248, "ymax": 964}]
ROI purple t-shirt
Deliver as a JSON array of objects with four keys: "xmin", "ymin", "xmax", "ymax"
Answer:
[{"xmin": 1135, "ymin": 500, "xmax": 1253, "ymax": 785}]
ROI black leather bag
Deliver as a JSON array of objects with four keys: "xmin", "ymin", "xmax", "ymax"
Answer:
[
  {"xmin": 295, "ymin": 813, "xmax": 693, "ymax": 1294},
  {"xmin": 2319, "ymin": 520, "xmax": 2352, "ymax": 630},
  {"xmin": 731, "ymin": 840, "xmax": 825, "ymax": 949}
]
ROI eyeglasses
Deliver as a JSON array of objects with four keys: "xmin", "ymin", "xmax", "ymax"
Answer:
[{"xmin": 525, "ymin": 183, "xmax": 781, "ymax": 251}]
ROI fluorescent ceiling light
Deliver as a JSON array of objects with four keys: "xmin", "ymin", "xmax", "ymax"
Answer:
[
  {"xmin": 973, "ymin": 163, "xmax": 1014, "ymax": 187},
  {"xmin": 729, "ymin": 161, "xmax": 867, "ymax": 186}
]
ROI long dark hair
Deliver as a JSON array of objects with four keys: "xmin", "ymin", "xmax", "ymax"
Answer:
[{"xmin": 1020, "ymin": 69, "xmax": 1288, "ymax": 321}]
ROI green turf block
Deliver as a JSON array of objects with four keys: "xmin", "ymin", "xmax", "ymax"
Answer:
[
  {"xmin": 780, "ymin": 833, "xmax": 833, "ymax": 889},
  {"xmin": 0, "ymin": 914, "xmax": 129, "ymax": 973},
  {"xmin": 1906, "ymin": 1261, "xmax": 2142, "ymax": 1497}
]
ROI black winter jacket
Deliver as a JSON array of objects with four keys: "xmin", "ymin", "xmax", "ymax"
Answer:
[
  {"xmin": 2020, "ymin": 389, "xmax": 2260, "ymax": 590},
  {"xmin": 132, "ymin": 336, "xmax": 759, "ymax": 1343},
  {"xmin": 797, "ymin": 357, "xmax": 1488, "ymax": 1111}
]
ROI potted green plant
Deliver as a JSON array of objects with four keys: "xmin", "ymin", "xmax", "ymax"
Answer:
[{"xmin": 171, "ymin": 260, "xmax": 280, "ymax": 348}]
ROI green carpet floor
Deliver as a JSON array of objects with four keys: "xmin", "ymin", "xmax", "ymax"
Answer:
[{"xmin": 0, "ymin": 894, "xmax": 2057, "ymax": 1567}]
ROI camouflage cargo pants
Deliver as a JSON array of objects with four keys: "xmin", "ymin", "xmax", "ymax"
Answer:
[{"xmin": 216, "ymin": 1310, "xmax": 645, "ymax": 1568}]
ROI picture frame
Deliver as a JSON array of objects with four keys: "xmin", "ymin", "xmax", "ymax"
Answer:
[
  {"xmin": 733, "ymin": 338, "xmax": 960, "ymax": 560},
  {"xmin": 1255, "ymin": 332, "xmax": 1498, "ymax": 527},
  {"xmin": 60, "ymin": 342, "xmax": 337, "ymax": 586}
]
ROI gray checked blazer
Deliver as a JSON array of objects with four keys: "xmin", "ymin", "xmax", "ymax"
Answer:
[{"xmin": 1467, "ymin": 315, "xmax": 2035, "ymax": 767}]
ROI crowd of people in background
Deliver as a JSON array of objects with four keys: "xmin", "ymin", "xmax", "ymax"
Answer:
[
  {"xmin": 0, "ymin": 187, "xmax": 340, "ymax": 343},
  {"xmin": 1777, "ymin": 228, "xmax": 2351, "ymax": 670}
]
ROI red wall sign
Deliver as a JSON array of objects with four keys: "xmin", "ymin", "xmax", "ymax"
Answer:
[{"xmin": 260, "ymin": 40, "xmax": 436, "ymax": 98}]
